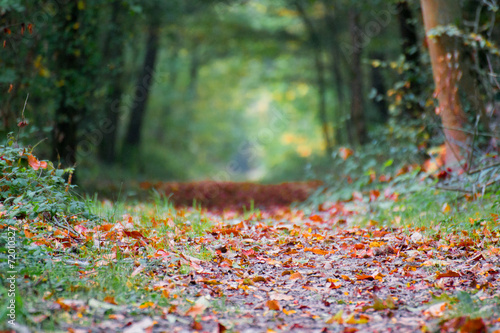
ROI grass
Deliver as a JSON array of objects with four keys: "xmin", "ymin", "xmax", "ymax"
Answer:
[
  {"xmin": 357, "ymin": 184, "xmax": 500, "ymax": 236},
  {"xmin": 0, "ymin": 193, "xmax": 220, "ymax": 331}
]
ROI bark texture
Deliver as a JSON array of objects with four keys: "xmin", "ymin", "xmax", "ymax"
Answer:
[{"xmin": 420, "ymin": 0, "xmax": 470, "ymax": 167}]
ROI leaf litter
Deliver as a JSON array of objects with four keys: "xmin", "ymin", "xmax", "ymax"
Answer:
[{"xmin": 15, "ymin": 192, "xmax": 500, "ymax": 333}]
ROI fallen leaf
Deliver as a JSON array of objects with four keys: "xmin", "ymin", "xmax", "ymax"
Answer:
[
  {"xmin": 424, "ymin": 302, "xmax": 447, "ymax": 317},
  {"xmin": 266, "ymin": 300, "xmax": 281, "ymax": 311},
  {"xmin": 436, "ymin": 270, "xmax": 461, "ymax": 279}
]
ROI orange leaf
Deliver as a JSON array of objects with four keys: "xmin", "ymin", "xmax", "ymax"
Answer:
[
  {"xmin": 356, "ymin": 274, "xmax": 374, "ymax": 281},
  {"xmin": 27, "ymin": 154, "xmax": 47, "ymax": 170},
  {"xmin": 266, "ymin": 300, "xmax": 281, "ymax": 311},
  {"xmin": 289, "ymin": 272, "xmax": 303, "ymax": 280},
  {"xmin": 24, "ymin": 229, "xmax": 34, "ymax": 238},
  {"xmin": 309, "ymin": 214, "xmax": 323, "ymax": 222},
  {"xmin": 442, "ymin": 203, "xmax": 451, "ymax": 213},
  {"xmin": 138, "ymin": 302, "xmax": 155, "ymax": 309},
  {"xmin": 103, "ymin": 296, "xmax": 117, "ymax": 305},
  {"xmin": 185, "ymin": 304, "xmax": 206, "ymax": 317},
  {"xmin": 369, "ymin": 190, "xmax": 380, "ymax": 202},
  {"xmin": 424, "ymin": 302, "xmax": 447, "ymax": 317},
  {"xmin": 436, "ymin": 270, "xmax": 460, "ymax": 279},
  {"xmin": 339, "ymin": 147, "xmax": 354, "ymax": 160}
]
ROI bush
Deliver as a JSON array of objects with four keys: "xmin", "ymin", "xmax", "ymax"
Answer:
[{"xmin": 0, "ymin": 135, "xmax": 90, "ymax": 226}]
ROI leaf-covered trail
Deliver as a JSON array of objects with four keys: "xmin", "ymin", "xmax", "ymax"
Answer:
[{"xmin": 53, "ymin": 205, "xmax": 500, "ymax": 333}]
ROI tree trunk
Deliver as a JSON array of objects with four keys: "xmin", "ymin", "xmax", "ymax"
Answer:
[
  {"xmin": 123, "ymin": 21, "xmax": 160, "ymax": 163},
  {"xmin": 420, "ymin": 0, "xmax": 470, "ymax": 167},
  {"xmin": 98, "ymin": 0, "xmax": 125, "ymax": 164},
  {"xmin": 52, "ymin": 2, "xmax": 82, "ymax": 174},
  {"xmin": 370, "ymin": 53, "xmax": 389, "ymax": 123},
  {"xmin": 397, "ymin": 0, "xmax": 425, "ymax": 117},
  {"xmin": 295, "ymin": 0, "xmax": 333, "ymax": 155},
  {"xmin": 323, "ymin": 0, "xmax": 349, "ymax": 145},
  {"xmin": 349, "ymin": 9, "xmax": 367, "ymax": 145}
]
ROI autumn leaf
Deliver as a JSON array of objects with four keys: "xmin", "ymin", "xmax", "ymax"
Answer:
[
  {"xmin": 138, "ymin": 302, "xmax": 155, "ymax": 309},
  {"xmin": 266, "ymin": 300, "xmax": 281, "ymax": 311},
  {"xmin": 435, "ymin": 270, "xmax": 461, "ymax": 279},
  {"xmin": 27, "ymin": 154, "xmax": 48, "ymax": 170},
  {"xmin": 424, "ymin": 302, "xmax": 447, "ymax": 317},
  {"xmin": 326, "ymin": 310, "xmax": 344, "ymax": 324},
  {"xmin": 103, "ymin": 296, "xmax": 117, "ymax": 305},
  {"xmin": 185, "ymin": 304, "xmax": 207, "ymax": 317},
  {"xmin": 289, "ymin": 272, "xmax": 303, "ymax": 280},
  {"xmin": 339, "ymin": 147, "xmax": 354, "ymax": 160}
]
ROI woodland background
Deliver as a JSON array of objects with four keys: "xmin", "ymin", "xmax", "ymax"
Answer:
[{"xmin": 1, "ymin": 0, "xmax": 500, "ymax": 191}]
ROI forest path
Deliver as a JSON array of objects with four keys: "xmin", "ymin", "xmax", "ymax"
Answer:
[{"xmin": 52, "ymin": 190, "xmax": 500, "ymax": 333}]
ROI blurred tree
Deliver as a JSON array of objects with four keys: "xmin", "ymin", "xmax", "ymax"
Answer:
[
  {"xmin": 348, "ymin": 8, "xmax": 367, "ymax": 145},
  {"xmin": 396, "ymin": 0, "xmax": 424, "ymax": 117},
  {"xmin": 97, "ymin": 0, "xmax": 128, "ymax": 164},
  {"xmin": 122, "ymin": 7, "xmax": 161, "ymax": 167},
  {"xmin": 294, "ymin": 0, "xmax": 333, "ymax": 156},
  {"xmin": 50, "ymin": 1, "xmax": 99, "ymax": 174}
]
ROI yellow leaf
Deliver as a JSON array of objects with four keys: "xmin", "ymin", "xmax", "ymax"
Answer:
[
  {"xmin": 139, "ymin": 302, "xmax": 155, "ymax": 309},
  {"xmin": 442, "ymin": 203, "xmax": 451, "ymax": 213},
  {"xmin": 325, "ymin": 310, "xmax": 343, "ymax": 324},
  {"xmin": 78, "ymin": 0, "xmax": 85, "ymax": 10},
  {"xmin": 283, "ymin": 308, "xmax": 296, "ymax": 315}
]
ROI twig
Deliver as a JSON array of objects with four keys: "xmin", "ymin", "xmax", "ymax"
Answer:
[
  {"xmin": 434, "ymin": 185, "xmax": 472, "ymax": 194},
  {"xmin": 441, "ymin": 126, "xmax": 499, "ymax": 139},
  {"xmin": 468, "ymin": 161, "xmax": 500, "ymax": 175},
  {"xmin": 53, "ymin": 216, "xmax": 83, "ymax": 239}
]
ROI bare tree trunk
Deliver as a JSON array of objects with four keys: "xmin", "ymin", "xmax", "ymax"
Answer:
[
  {"xmin": 349, "ymin": 9, "xmax": 367, "ymax": 145},
  {"xmin": 420, "ymin": 0, "xmax": 470, "ymax": 167},
  {"xmin": 52, "ymin": 2, "xmax": 83, "ymax": 175},
  {"xmin": 98, "ymin": 0, "xmax": 125, "ymax": 164},
  {"xmin": 323, "ymin": 0, "xmax": 349, "ymax": 145},
  {"xmin": 123, "ymin": 21, "xmax": 160, "ymax": 164},
  {"xmin": 397, "ymin": 0, "xmax": 424, "ymax": 117},
  {"xmin": 370, "ymin": 53, "xmax": 389, "ymax": 122},
  {"xmin": 295, "ymin": 0, "xmax": 333, "ymax": 155}
]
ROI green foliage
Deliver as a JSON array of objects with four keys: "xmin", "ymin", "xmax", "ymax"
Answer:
[
  {"xmin": 307, "ymin": 124, "xmax": 427, "ymax": 201},
  {"xmin": 0, "ymin": 135, "xmax": 90, "ymax": 225}
]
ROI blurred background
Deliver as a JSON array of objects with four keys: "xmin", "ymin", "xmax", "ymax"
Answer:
[{"xmin": 1, "ymin": 0, "xmax": 499, "ymax": 197}]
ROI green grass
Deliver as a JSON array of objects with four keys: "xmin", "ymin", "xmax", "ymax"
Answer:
[
  {"xmin": 361, "ymin": 186, "xmax": 500, "ymax": 236},
  {"xmin": 0, "ymin": 193, "xmax": 221, "ymax": 331}
]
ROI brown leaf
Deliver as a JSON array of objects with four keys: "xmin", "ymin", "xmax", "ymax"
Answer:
[
  {"xmin": 356, "ymin": 274, "xmax": 374, "ymax": 281},
  {"xmin": 253, "ymin": 276, "xmax": 266, "ymax": 283},
  {"xmin": 436, "ymin": 270, "xmax": 461, "ymax": 279},
  {"xmin": 218, "ymin": 323, "xmax": 227, "ymax": 333},
  {"xmin": 192, "ymin": 321, "xmax": 203, "ymax": 330}
]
